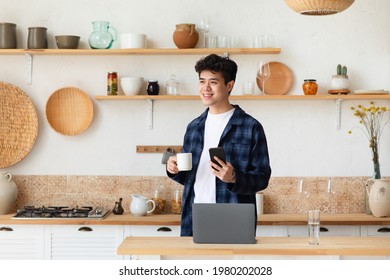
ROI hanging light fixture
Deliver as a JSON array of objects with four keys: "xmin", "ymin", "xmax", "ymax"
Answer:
[{"xmin": 285, "ymin": 0, "xmax": 355, "ymax": 16}]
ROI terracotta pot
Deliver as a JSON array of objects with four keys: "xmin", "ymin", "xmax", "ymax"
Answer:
[{"xmin": 173, "ymin": 24, "xmax": 199, "ymax": 49}]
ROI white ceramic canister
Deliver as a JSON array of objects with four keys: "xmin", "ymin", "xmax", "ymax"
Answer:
[{"xmin": 0, "ymin": 172, "xmax": 18, "ymax": 214}]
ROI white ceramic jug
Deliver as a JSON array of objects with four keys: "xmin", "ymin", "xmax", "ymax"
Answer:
[
  {"xmin": 0, "ymin": 172, "xmax": 18, "ymax": 214},
  {"xmin": 130, "ymin": 194, "xmax": 155, "ymax": 216},
  {"xmin": 366, "ymin": 178, "xmax": 390, "ymax": 217}
]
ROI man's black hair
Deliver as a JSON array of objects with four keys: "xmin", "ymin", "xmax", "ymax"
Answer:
[{"xmin": 194, "ymin": 54, "xmax": 238, "ymax": 84}]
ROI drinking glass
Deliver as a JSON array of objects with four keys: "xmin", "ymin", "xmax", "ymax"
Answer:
[
  {"xmin": 307, "ymin": 210, "xmax": 320, "ymax": 245},
  {"xmin": 198, "ymin": 17, "xmax": 210, "ymax": 48},
  {"xmin": 256, "ymin": 61, "xmax": 271, "ymax": 95}
]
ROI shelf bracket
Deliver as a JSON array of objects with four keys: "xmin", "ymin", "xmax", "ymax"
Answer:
[
  {"xmin": 146, "ymin": 99, "xmax": 153, "ymax": 129},
  {"xmin": 25, "ymin": 53, "xmax": 33, "ymax": 85},
  {"xmin": 335, "ymin": 98, "xmax": 342, "ymax": 129}
]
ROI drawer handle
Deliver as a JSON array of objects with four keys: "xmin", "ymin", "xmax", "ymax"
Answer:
[
  {"xmin": 319, "ymin": 227, "xmax": 329, "ymax": 232},
  {"xmin": 0, "ymin": 226, "xmax": 13, "ymax": 232},
  {"xmin": 78, "ymin": 226, "xmax": 93, "ymax": 232},
  {"xmin": 377, "ymin": 227, "xmax": 390, "ymax": 233},
  {"xmin": 157, "ymin": 227, "xmax": 172, "ymax": 232}
]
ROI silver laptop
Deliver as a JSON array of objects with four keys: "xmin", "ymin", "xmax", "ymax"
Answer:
[{"xmin": 192, "ymin": 203, "xmax": 256, "ymax": 244}]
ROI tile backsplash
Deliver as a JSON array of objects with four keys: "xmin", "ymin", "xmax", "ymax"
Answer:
[{"xmin": 11, "ymin": 175, "xmax": 370, "ymax": 214}]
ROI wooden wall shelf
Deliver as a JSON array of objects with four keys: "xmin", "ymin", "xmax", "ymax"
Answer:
[
  {"xmin": 95, "ymin": 94, "xmax": 390, "ymax": 101},
  {"xmin": 0, "ymin": 48, "xmax": 281, "ymax": 56}
]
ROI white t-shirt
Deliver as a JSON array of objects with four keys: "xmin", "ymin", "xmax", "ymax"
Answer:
[{"xmin": 194, "ymin": 108, "xmax": 235, "ymax": 203}]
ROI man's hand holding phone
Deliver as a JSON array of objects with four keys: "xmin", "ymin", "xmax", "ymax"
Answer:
[{"xmin": 209, "ymin": 147, "xmax": 235, "ymax": 183}]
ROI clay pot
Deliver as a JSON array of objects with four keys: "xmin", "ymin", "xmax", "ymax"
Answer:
[{"xmin": 173, "ymin": 24, "xmax": 199, "ymax": 49}]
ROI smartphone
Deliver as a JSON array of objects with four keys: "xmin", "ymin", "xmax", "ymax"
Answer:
[{"xmin": 209, "ymin": 147, "xmax": 226, "ymax": 168}]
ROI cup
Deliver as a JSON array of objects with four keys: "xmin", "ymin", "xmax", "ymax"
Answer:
[
  {"xmin": 256, "ymin": 193, "xmax": 263, "ymax": 215},
  {"xmin": 252, "ymin": 35, "xmax": 264, "ymax": 48},
  {"xmin": 177, "ymin": 153, "xmax": 192, "ymax": 171},
  {"xmin": 242, "ymin": 81, "xmax": 255, "ymax": 95},
  {"xmin": 205, "ymin": 35, "xmax": 216, "ymax": 48},
  {"xmin": 307, "ymin": 210, "xmax": 320, "ymax": 245}
]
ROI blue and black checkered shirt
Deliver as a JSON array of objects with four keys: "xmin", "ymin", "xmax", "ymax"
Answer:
[{"xmin": 168, "ymin": 105, "xmax": 271, "ymax": 236}]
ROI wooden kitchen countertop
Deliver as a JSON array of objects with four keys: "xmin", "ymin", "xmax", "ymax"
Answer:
[
  {"xmin": 117, "ymin": 236, "xmax": 390, "ymax": 256},
  {"xmin": 1, "ymin": 213, "xmax": 390, "ymax": 226}
]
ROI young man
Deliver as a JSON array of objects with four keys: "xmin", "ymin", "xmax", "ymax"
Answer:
[{"xmin": 166, "ymin": 54, "xmax": 271, "ymax": 236}]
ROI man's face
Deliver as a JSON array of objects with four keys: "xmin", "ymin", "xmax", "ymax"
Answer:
[{"xmin": 198, "ymin": 70, "xmax": 234, "ymax": 113}]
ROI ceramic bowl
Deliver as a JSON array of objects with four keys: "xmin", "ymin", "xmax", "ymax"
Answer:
[
  {"xmin": 120, "ymin": 33, "xmax": 147, "ymax": 49},
  {"xmin": 55, "ymin": 35, "xmax": 80, "ymax": 49},
  {"xmin": 120, "ymin": 77, "xmax": 144, "ymax": 95}
]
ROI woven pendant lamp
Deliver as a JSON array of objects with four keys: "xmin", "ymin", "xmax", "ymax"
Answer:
[{"xmin": 285, "ymin": 0, "xmax": 355, "ymax": 16}]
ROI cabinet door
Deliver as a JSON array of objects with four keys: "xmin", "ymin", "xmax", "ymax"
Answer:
[
  {"xmin": 361, "ymin": 225, "xmax": 390, "ymax": 236},
  {"xmin": 0, "ymin": 225, "xmax": 45, "ymax": 260},
  {"xmin": 127, "ymin": 225, "xmax": 180, "ymax": 237},
  {"xmin": 46, "ymin": 225, "xmax": 124, "ymax": 260},
  {"xmin": 256, "ymin": 225, "xmax": 288, "ymax": 237},
  {"xmin": 288, "ymin": 225, "xmax": 361, "ymax": 237}
]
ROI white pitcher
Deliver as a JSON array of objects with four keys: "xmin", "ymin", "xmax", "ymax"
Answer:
[
  {"xmin": 366, "ymin": 178, "xmax": 390, "ymax": 217},
  {"xmin": 0, "ymin": 172, "xmax": 18, "ymax": 215},
  {"xmin": 130, "ymin": 194, "xmax": 155, "ymax": 216}
]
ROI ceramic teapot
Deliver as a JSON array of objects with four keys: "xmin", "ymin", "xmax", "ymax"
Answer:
[
  {"xmin": 130, "ymin": 194, "xmax": 155, "ymax": 216},
  {"xmin": 0, "ymin": 172, "xmax": 18, "ymax": 214},
  {"xmin": 366, "ymin": 178, "xmax": 390, "ymax": 217},
  {"xmin": 88, "ymin": 21, "xmax": 117, "ymax": 49}
]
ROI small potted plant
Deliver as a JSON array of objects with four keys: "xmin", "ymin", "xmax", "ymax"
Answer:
[{"xmin": 330, "ymin": 64, "xmax": 349, "ymax": 91}]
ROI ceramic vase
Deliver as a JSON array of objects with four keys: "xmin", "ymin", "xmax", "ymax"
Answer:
[
  {"xmin": 366, "ymin": 178, "xmax": 390, "ymax": 217},
  {"xmin": 173, "ymin": 24, "xmax": 199, "ymax": 49},
  {"xmin": 0, "ymin": 172, "xmax": 18, "ymax": 214}
]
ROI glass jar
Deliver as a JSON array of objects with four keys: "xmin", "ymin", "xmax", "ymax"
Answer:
[
  {"xmin": 151, "ymin": 185, "xmax": 166, "ymax": 214},
  {"xmin": 171, "ymin": 186, "xmax": 182, "ymax": 214},
  {"xmin": 165, "ymin": 74, "xmax": 179, "ymax": 95},
  {"xmin": 302, "ymin": 79, "xmax": 318, "ymax": 95},
  {"xmin": 147, "ymin": 80, "xmax": 159, "ymax": 95}
]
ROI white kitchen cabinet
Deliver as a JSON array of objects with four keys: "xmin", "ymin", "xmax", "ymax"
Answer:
[
  {"xmin": 287, "ymin": 225, "xmax": 361, "ymax": 237},
  {"xmin": 126, "ymin": 225, "xmax": 180, "ymax": 237},
  {"xmin": 0, "ymin": 225, "xmax": 45, "ymax": 260},
  {"xmin": 46, "ymin": 225, "xmax": 124, "ymax": 260},
  {"xmin": 360, "ymin": 225, "xmax": 390, "ymax": 236},
  {"xmin": 256, "ymin": 225, "xmax": 288, "ymax": 237}
]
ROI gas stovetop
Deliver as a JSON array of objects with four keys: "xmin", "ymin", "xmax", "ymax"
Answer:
[{"xmin": 12, "ymin": 206, "xmax": 110, "ymax": 220}]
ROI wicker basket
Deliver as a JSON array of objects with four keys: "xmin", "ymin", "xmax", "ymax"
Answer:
[
  {"xmin": 0, "ymin": 82, "xmax": 38, "ymax": 168},
  {"xmin": 285, "ymin": 0, "xmax": 355, "ymax": 15},
  {"xmin": 46, "ymin": 87, "xmax": 93, "ymax": 136}
]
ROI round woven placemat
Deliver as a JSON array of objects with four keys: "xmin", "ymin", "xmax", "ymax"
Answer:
[
  {"xmin": 46, "ymin": 87, "xmax": 93, "ymax": 136},
  {"xmin": 0, "ymin": 82, "xmax": 38, "ymax": 168}
]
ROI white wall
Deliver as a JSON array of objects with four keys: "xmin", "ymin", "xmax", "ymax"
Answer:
[{"xmin": 1, "ymin": 0, "xmax": 390, "ymax": 177}]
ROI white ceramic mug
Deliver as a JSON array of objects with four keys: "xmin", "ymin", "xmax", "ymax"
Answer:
[
  {"xmin": 177, "ymin": 153, "xmax": 192, "ymax": 171},
  {"xmin": 130, "ymin": 194, "xmax": 155, "ymax": 216}
]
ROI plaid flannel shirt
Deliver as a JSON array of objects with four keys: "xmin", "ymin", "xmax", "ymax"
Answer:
[{"xmin": 168, "ymin": 105, "xmax": 271, "ymax": 236}]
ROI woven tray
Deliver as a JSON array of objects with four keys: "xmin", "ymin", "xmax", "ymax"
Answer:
[
  {"xmin": 0, "ymin": 82, "xmax": 38, "ymax": 168},
  {"xmin": 46, "ymin": 87, "xmax": 94, "ymax": 136}
]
